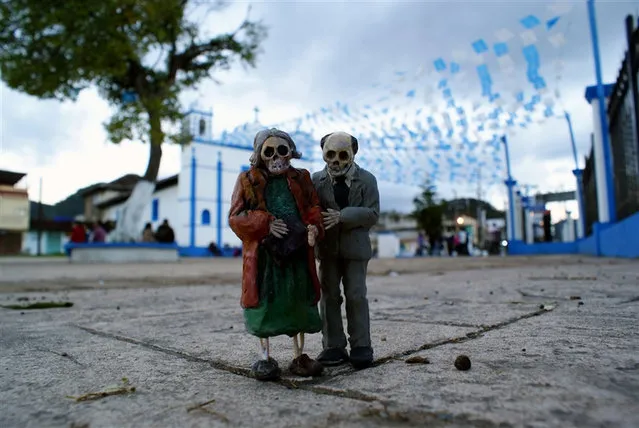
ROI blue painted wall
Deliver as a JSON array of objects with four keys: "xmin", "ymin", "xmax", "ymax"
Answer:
[
  {"xmin": 510, "ymin": 211, "xmax": 639, "ymax": 258},
  {"xmin": 598, "ymin": 214, "xmax": 639, "ymax": 258},
  {"xmin": 509, "ymin": 240, "xmax": 577, "ymax": 255}
]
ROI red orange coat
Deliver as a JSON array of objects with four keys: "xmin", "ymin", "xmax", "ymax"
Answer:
[{"xmin": 228, "ymin": 167, "xmax": 324, "ymax": 308}]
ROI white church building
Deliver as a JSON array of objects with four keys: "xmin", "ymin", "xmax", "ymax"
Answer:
[{"xmin": 93, "ymin": 107, "xmax": 319, "ymax": 256}]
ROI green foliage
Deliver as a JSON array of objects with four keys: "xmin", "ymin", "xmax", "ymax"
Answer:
[
  {"xmin": 411, "ymin": 182, "xmax": 447, "ymax": 240},
  {"xmin": 0, "ymin": 0, "xmax": 267, "ymax": 180},
  {"xmin": 445, "ymin": 198, "xmax": 504, "ymax": 219}
]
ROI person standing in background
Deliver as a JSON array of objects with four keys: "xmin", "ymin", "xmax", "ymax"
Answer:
[
  {"xmin": 91, "ymin": 222, "xmax": 107, "ymax": 243},
  {"xmin": 155, "ymin": 219, "xmax": 175, "ymax": 243},
  {"xmin": 141, "ymin": 223, "xmax": 155, "ymax": 242}
]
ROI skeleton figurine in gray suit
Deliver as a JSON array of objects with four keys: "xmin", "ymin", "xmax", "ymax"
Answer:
[{"xmin": 312, "ymin": 131, "xmax": 380, "ymax": 369}]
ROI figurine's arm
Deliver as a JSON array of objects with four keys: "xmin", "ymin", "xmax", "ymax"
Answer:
[
  {"xmin": 228, "ymin": 174, "xmax": 273, "ymax": 242},
  {"xmin": 301, "ymin": 170, "xmax": 325, "ymax": 241},
  {"xmin": 340, "ymin": 174, "xmax": 380, "ymax": 230}
]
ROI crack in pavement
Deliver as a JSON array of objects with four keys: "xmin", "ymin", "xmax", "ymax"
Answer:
[
  {"xmin": 73, "ymin": 303, "xmax": 557, "ymax": 404},
  {"xmin": 74, "ymin": 325, "xmax": 253, "ymax": 378},
  {"xmin": 34, "ymin": 347, "xmax": 84, "ymax": 366},
  {"xmin": 370, "ymin": 317, "xmax": 482, "ymax": 329},
  {"xmin": 372, "ymin": 304, "xmax": 556, "ymax": 365}
]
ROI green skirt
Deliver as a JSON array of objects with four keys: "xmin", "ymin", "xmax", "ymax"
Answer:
[{"xmin": 244, "ymin": 246, "xmax": 321, "ymax": 338}]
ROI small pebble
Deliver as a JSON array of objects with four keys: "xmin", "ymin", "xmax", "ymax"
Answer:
[
  {"xmin": 454, "ymin": 355, "xmax": 471, "ymax": 371},
  {"xmin": 489, "ymin": 291, "xmax": 493, "ymax": 295},
  {"xmin": 373, "ymin": 298, "xmax": 378, "ymax": 303},
  {"xmin": 61, "ymin": 352, "xmax": 68, "ymax": 357},
  {"xmin": 522, "ymin": 348, "xmax": 526, "ymax": 352},
  {"xmin": 539, "ymin": 304, "xmax": 545, "ymax": 310},
  {"xmin": 540, "ymin": 288, "xmax": 545, "ymax": 292},
  {"xmin": 578, "ymin": 301, "xmax": 584, "ymax": 306},
  {"xmin": 380, "ymin": 336, "xmax": 387, "ymax": 342},
  {"xmin": 116, "ymin": 306, "xmax": 120, "ymax": 310},
  {"xmin": 569, "ymin": 296, "xmax": 581, "ymax": 300},
  {"xmin": 20, "ymin": 312, "xmax": 25, "ymax": 315}
]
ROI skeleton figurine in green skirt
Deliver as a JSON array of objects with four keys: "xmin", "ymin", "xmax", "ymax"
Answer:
[{"xmin": 228, "ymin": 128, "xmax": 325, "ymax": 381}]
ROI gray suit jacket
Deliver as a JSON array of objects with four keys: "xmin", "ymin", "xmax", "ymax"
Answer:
[{"xmin": 312, "ymin": 164, "xmax": 380, "ymax": 260}]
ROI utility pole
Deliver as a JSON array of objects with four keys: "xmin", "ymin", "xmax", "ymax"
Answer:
[
  {"xmin": 476, "ymin": 166, "xmax": 483, "ymax": 249},
  {"xmin": 452, "ymin": 189, "xmax": 458, "ymax": 233},
  {"xmin": 37, "ymin": 177, "xmax": 43, "ymax": 256}
]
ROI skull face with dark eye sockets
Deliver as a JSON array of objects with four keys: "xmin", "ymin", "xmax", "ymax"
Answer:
[
  {"xmin": 261, "ymin": 137, "xmax": 291, "ymax": 175},
  {"xmin": 322, "ymin": 132, "xmax": 355, "ymax": 177}
]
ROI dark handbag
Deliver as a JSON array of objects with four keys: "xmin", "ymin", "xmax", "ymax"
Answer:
[{"xmin": 263, "ymin": 217, "xmax": 308, "ymax": 265}]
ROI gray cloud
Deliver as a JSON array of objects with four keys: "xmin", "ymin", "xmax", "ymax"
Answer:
[
  {"xmin": 245, "ymin": 1, "xmax": 633, "ymax": 104},
  {"xmin": 2, "ymin": 1, "xmax": 636, "ymax": 207}
]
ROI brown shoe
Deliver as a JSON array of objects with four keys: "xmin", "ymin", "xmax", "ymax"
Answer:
[{"xmin": 289, "ymin": 353, "xmax": 324, "ymax": 377}]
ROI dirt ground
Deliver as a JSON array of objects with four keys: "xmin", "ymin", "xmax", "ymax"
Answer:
[{"xmin": 0, "ymin": 254, "xmax": 624, "ymax": 293}]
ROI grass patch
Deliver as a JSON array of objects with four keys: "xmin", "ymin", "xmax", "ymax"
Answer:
[{"xmin": 2, "ymin": 301, "xmax": 73, "ymax": 310}]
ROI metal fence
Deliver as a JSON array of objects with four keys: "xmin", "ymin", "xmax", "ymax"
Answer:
[
  {"xmin": 607, "ymin": 16, "xmax": 639, "ymax": 222},
  {"xmin": 582, "ymin": 140, "xmax": 598, "ymax": 236},
  {"xmin": 582, "ymin": 15, "xmax": 639, "ymax": 232}
]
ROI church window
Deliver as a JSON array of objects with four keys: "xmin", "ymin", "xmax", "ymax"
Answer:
[
  {"xmin": 151, "ymin": 198, "xmax": 159, "ymax": 221},
  {"xmin": 201, "ymin": 209, "xmax": 211, "ymax": 225},
  {"xmin": 198, "ymin": 118, "xmax": 206, "ymax": 136}
]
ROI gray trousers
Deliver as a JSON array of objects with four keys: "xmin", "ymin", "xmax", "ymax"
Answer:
[{"xmin": 319, "ymin": 258, "xmax": 371, "ymax": 350}]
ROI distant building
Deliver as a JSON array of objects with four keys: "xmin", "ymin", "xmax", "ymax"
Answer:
[
  {"xmin": 21, "ymin": 179, "xmax": 87, "ymax": 255},
  {"xmin": 373, "ymin": 212, "xmax": 419, "ymax": 255},
  {"xmin": 0, "ymin": 169, "xmax": 29, "ymax": 255}
]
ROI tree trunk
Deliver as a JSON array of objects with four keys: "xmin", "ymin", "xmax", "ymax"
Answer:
[
  {"xmin": 143, "ymin": 111, "xmax": 163, "ymax": 182},
  {"xmin": 109, "ymin": 108, "xmax": 165, "ymax": 243}
]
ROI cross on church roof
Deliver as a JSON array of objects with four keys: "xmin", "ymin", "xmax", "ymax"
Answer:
[{"xmin": 253, "ymin": 106, "xmax": 260, "ymax": 123}]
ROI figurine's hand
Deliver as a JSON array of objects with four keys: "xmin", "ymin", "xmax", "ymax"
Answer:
[
  {"xmin": 307, "ymin": 225, "xmax": 319, "ymax": 246},
  {"xmin": 322, "ymin": 208, "xmax": 341, "ymax": 230},
  {"xmin": 269, "ymin": 219, "xmax": 288, "ymax": 238}
]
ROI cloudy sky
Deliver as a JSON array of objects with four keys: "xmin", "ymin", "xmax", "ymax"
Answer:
[{"xmin": 0, "ymin": 0, "xmax": 636, "ymax": 220}]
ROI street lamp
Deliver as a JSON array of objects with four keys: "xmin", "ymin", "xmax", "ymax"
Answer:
[
  {"xmin": 501, "ymin": 135, "xmax": 517, "ymax": 243},
  {"xmin": 563, "ymin": 111, "xmax": 586, "ymax": 238},
  {"xmin": 456, "ymin": 216, "xmax": 464, "ymax": 225}
]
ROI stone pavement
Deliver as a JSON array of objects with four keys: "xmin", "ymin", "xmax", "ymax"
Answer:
[{"xmin": 1, "ymin": 255, "xmax": 638, "ymax": 427}]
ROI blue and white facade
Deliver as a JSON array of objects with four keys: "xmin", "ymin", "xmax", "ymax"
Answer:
[{"xmin": 101, "ymin": 107, "xmax": 318, "ymax": 253}]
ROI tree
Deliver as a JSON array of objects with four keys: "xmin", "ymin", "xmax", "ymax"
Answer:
[
  {"xmin": 0, "ymin": 0, "xmax": 267, "ymax": 241},
  {"xmin": 445, "ymin": 198, "xmax": 504, "ymax": 220},
  {"xmin": 410, "ymin": 182, "xmax": 447, "ymax": 245}
]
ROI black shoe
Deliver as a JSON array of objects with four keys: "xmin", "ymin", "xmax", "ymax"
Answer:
[
  {"xmin": 350, "ymin": 346, "xmax": 373, "ymax": 369},
  {"xmin": 251, "ymin": 358, "xmax": 281, "ymax": 381},
  {"xmin": 317, "ymin": 348, "xmax": 349, "ymax": 366}
]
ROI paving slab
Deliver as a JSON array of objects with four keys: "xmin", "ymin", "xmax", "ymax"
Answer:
[
  {"xmin": 1, "ymin": 256, "xmax": 638, "ymax": 427},
  {"xmin": 1, "ymin": 322, "xmax": 373, "ymax": 428}
]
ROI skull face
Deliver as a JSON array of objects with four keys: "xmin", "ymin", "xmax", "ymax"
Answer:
[
  {"xmin": 261, "ymin": 137, "xmax": 292, "ymax": 175},
  {"xmin": 322, "ymin": 132, "xmax": 355, "ymax": 177}
]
